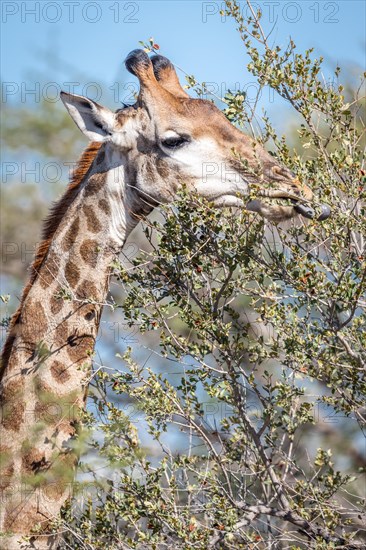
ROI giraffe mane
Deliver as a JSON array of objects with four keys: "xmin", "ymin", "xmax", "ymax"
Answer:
[{"xmin": 1, "ymin": 142, "xmax": 102, "ymax": 376}]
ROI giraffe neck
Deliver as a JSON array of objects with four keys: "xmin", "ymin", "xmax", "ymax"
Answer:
[{"xmin": 0, "ymin": 142, "xmax": 142, "ymax": 547}]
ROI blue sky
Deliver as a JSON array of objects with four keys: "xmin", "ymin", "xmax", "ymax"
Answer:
[{"xmin": 1, "ymin": 0, "xmax": 365, "ymax": 120}]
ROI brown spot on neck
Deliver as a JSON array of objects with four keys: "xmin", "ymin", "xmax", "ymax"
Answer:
[
  {"xmin": 80, "ymin": 239, "xmax": 100, "ymax": 268},
  {"xmin": 62, "ymin": 218, "xmax": 80, "ymax": 252},
  {"xmin": 98, "ymin": 198, "xmax": 111, "ymax": 215},
  {"xmin": 77, "ymin": 280, "xmax": 98, "ymax": 300},
  {"xmin": 0, "ymin": 379, "xmax": 25, "ymax": 432},
  {"xmin": 64, "ymin": 260, "xmax": 81, "ymax": 286},
  {"xmin": 50, "ymin": 291, "xmax": 64, "ymax": 315},
  {"xmin": 67, "ymin": 334, "xmax": 95, "ymax": 362},
  {"xmin": 22, "ymin": 448, "xmax": 49, "ymax": 475},
  {"xmin": 20, "ymin": 300, "xmax": 48, "ymax": 344},
  {"xmin": 39, "ymin": 249, "xmax": 60, "ymax": 289},
  {"xmin": 82, "ymin": 204, "xmax": 102, "ymax": 233},
  {"xmin": 87, "ymin": 172, "xmax": 106, "ymax": 195},
  {"xmin": 51, "ymin": 361, "xmax": 71, "ymax": 383}
]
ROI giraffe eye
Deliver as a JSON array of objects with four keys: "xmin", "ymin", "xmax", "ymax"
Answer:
[{"xmin": 161, "ymin": 136, "xmax": 189, "ymax": 149}]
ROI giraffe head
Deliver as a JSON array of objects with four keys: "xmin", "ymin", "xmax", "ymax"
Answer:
[{"xmin": 61, "ymin": 50, "xmax": 330, "ymax": 224}]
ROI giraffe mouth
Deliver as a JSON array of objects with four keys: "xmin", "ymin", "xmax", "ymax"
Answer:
[{"xmin": 251, "ymin": 190, "xmax": 331, "ymax": 221}]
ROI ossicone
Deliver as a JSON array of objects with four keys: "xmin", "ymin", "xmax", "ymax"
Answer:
[{"xmin": 125, "ymin": 49, "xmax": 155, "ymax": 84}]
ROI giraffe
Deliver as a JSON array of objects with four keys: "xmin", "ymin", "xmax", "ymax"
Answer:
[{"xmin": 0, "ymin": 50, "xmax": 330, "ymax": 549}]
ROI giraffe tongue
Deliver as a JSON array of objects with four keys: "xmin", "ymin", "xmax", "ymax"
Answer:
[
  {"xmin": 293, "ymin": 203, "xmax": 315, "ymax": 219},
  {"xmin": 293, "ymin": 202, "xmax": 331, "ymax": 221}
]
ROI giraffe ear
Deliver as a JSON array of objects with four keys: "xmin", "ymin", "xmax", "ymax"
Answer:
[{"xmin": 60, "ymin": 92, "xmax": 116, "ymax": 142}]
